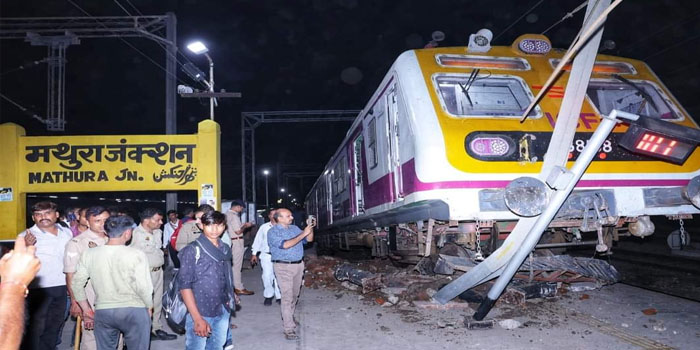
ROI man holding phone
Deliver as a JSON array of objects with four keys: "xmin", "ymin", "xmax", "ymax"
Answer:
[{"xmin": 266, "ymin": 208, "xmax": 314, "ymax": 340}]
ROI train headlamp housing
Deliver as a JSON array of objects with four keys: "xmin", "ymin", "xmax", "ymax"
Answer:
[
  {"xmin": 618, "ymin": 115, "xmax": 700, "ymax": 165},
  {"xmin": 512, "ymin": 34, "xmax": 551, "ymax": 55},
  {"xmin": 467, "ymin": 134, "xmax": 515, "ymax": 158},
  {"xmin": 504, "ymin": 177, "xmax": 548, "ymax": 217}
]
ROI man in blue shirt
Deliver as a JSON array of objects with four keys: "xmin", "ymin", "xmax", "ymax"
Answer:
[
  {"xmin": 178, "ymin": 211, "xmax": 236, "ymax": 350},
  {"xmin": 267, "ymin": 208, "xmax": 314, "ymax": 340}
]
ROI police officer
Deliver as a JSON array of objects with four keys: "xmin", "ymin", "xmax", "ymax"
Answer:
[
  {"xmin": 64, "ymin": 206, "xmax": 110, "ymax": 350},
  {"xmin": 129, "ymin": 208, "xmax": 177, "ymax": 341}
]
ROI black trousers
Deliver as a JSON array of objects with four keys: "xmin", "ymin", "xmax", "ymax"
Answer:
[
  {"xmin": 168, "ymin": 243, "xmax": 181, "ymax": 268},
  {"xmin": 23, "ymin": 285, "xmax": 68, "ymax": 350}
]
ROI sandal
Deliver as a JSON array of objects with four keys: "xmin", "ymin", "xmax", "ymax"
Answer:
[{"xmin": 284, "ymin": 331, "xmax": 299, "ymax": 340}]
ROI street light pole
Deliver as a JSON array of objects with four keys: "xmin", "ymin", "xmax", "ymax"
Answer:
[
  {"xmin": 263, "ymin": 169, "xmax": 270, "ymax": 209},
  {"xmin": 204, "ymin": 52, "xmax": 214, "ymax": 120}
]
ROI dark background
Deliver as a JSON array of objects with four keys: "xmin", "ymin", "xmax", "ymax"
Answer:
[{"xmin": 2, "ymin": 0, "xmax": 699, "ymax": 209}]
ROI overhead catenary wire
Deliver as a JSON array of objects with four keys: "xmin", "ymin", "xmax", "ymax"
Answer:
[
  {"xmin": 65, "ymin": 0, "xmax": 191, "ymax": 87},
  {"xmin": 521, "ymin": 0, "xmax": 624, "ymax": 123},
  {"xmin": 0, "ymin": 92, "xmax": 47, "ymax": 124},
  {"xmin": 493, "ymin": 0, "xmax": 546, "ymax": 42},
  {"xmin": 112, "ymin": 0, "xmax": 207, "ymax": 89},
  {"xmin": 540, "ymin": 1, "xmax": 588, "ymax": 35}
]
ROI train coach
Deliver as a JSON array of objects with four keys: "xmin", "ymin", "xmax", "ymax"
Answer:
[{"xmin": 304, "ymin": 32, "xmax": 700, "ymax": 263}]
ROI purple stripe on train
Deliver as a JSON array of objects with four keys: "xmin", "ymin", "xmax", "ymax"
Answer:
[{"xmin": 362, "ymin": 158, "xmax": 691, "ymax": 210}]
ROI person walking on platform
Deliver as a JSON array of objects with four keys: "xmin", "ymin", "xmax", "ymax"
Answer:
[
  {"xmin": 64, "ymin": 206, "xmax": 110, "ymax": 350},
  {"xmin": 267, "ymin": 208, "xmax": 314, "ymax": 340},
  {"xmin": 129, "ymin": 208, "xmax": 177, "ymax": 341},
  {"xmin": 226, "ymin": 200, "xmax": 254, "ymax": 295},
  {"xmin": 71, "ymin": 215, "xmax": 153, "ymax": 350},
  {"xmin": 19, "ymin": 201, "xmax": 73, "ymax": 350},
  {"xmin": 178, "ymin": 211, "xmax": 237, "ymax": 350},
  {"xmin": 250, "ymin": 209, "xmax": 281, "ymax": 305}
]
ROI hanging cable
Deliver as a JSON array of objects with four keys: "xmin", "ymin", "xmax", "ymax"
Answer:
[
  {"xmin": 642, "ymin": 32, "xmax": 700, "ymax": 61},
  {"xmin": 113, "ymin": 0, "xmax": 206, "ymax": 87},
  {"xmin": 494, "ymin": 0, "xmax": 546, "ymax": 41},
  {"xmin": 0, "ymin": 92, "xmax": 47, "ymax": 124},
  {"xmin": 66, "ymin": 0, "xmax": 190, "ymax": 87},
  {"xmin": 541, "ymin": 1, "xmax": 588, "ymax": 35}
]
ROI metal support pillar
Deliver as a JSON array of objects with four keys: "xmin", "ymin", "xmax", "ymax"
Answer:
[
  {"xmin": 240, "ymin": 110, "xmax": 359, "ymax": 204},
  {"xmin": 164, "ymin": 12, "xmax": 178, "ymax": 211},
  {"xmin": 26, "ymin": 32, "xmax": 79, "ymax": 131}
]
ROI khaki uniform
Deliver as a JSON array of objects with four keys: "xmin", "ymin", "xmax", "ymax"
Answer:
[
  {"xmin": 225, "ymin": 210, "xmax": 245, "ymax": 290},
  {"xmin": 64, "ymin": 229, "xmax": 108, "ymax": 350},
  {"xmin": 175, "ymin": 221, "xmax": 202, "ymax": 251},
  {"xmin": 129, "ymin": 224, "xmax": 165, "ymax": 332}
]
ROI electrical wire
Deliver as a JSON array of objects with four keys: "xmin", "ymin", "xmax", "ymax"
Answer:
[
  {"xmin": 494, "ymin": 0, "xmax": 546, "ymax": 41},
  {"xmin": 642, "ymin": 32, "xmax": 700, "ymax": 61},
  {"xmin": 112, "ymin": 0, "xmax": 207, "ymax": 88},
  {"xmin": 0, "ymin": 92, "xmax": 46, "ymax": 123},
  {"xmin": 66, "ymin": 0, "xmax": 190, "ymax": 87},
  {"xmin": 540, "ymin": 1, "xmax": 588, "ymax": 35}
]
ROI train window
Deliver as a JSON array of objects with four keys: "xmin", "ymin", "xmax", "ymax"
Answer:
[
  {"xmin": 550, "ymin": 59, "xmax": 637, "ymax": 75},
  {"xmin": 436, "ymin": 54, "xmax": 530, "ymax": 70},
  {"xmin": 367, "ymin": 118, "xmax": 378, "ymax": 168},
  {"xmin": 332, "ymin": 157, "xmax": 348, "ymax": 196},
  {"xmin": 586, "ymin": 79, "xmax": 682, "ymax": 120},
  {"xmin": 433, "ymin": 74, "xmax": 541, "ymax": 118}
]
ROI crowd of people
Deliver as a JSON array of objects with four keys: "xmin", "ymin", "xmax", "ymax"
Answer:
[{"xmin": 0, "ymin": 199, "xmax": 315, "ymax": 349}]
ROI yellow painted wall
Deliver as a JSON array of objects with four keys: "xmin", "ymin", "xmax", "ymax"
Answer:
[{"xmin": 0, "ymin": 120, "xmax": 221, "ymax": 240}]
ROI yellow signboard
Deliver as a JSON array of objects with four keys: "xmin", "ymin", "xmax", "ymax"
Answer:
[{"xmin": 0, "ymin": 120, "xmax": 221, "ymax": 240}]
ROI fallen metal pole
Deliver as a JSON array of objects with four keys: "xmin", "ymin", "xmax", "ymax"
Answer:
[{"xmin": 473, "ymin": 110, "xmax": 638, "ymax": 321}]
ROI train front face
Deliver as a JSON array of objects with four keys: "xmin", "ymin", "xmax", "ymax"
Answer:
[{"xmin": 405, "ymin": 35, "xmax": 700, "ymax": 231}]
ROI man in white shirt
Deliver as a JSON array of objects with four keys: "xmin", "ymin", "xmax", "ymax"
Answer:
[
  {"xmin": 19, "ymin": 201, "xmax": 73, "ymax": 350},
  {"xmin": 250, "ymin": 209, "xmax": 281, "ymax": 305},
  {"xmin": 162, "ymin": 210, "xmax": 180, "ymax": 250}
]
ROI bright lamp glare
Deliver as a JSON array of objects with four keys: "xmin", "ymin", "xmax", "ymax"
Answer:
[
  {"xmin": 187, "ymin": 41, "xmax": 209, "ymax": 54},
  {"xmin": 263, "ymin": 169, "xmax": 270, "ymax": 175}
]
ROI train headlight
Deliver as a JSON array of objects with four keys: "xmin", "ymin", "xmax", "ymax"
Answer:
[
  {"xmin": 512, "ymin": 34, "xmax": 552, "ymax": 55},
  {"xmin": 504, "ymin": 177, "xmax": 548, "ymax": 217},
  {"xmin": 470, "ymin": 137, "xmax": 510, "ymax": 157},
  {"xmin": 684, "ymin": 176, "xmax": 700, "ymax": 209},
  {"xmin": 618, "ymin": 115, "xmax": 700, "ymax": 165}
]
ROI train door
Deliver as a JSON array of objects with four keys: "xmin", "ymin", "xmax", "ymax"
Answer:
[
  {"xmin": 352, "ymin": 136, "xmax": 365, "ymax": 215},
  {"xmin": 387, "ymin": 84, "xmax": 404, "ymax": 200}
]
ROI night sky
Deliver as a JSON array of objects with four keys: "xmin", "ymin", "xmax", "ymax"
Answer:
[{"xmin": 1, "ymin": 0, "xmax": 699, "ymax": 205}]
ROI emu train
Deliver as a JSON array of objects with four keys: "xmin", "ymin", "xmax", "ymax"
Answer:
[{"xmin": 304, "ymin": 33, "xmax": 700, "ymax": 262}]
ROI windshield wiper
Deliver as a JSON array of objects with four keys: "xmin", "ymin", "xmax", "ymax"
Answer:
[
  {"xmin": 458, "ymin": 69, "xmax": 480, "ymax": 107},
  {"xmin": 612, "ymin": 74, "xmax": 658, "ymax": 113}
]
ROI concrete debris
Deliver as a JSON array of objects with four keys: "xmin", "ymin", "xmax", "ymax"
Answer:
[
  {"xmin": 568, "ymin": 281, "xmax": 600, "ymax": 292},
  {"xmin": 434, "ymin": 254, "xmax": 476, "ymax": 275},
  {"xmin": 334, "ymin": 263, "xmax": 384, "ymax": 294},
  {"xmin": 518, "ymin": 255, "xmax": 620, "ymax": 284},
  {"xmin": 621, "ymin": 323, "xmax": 629, "ymax": 328},
  {"xmin": 341, "ymin": 281, "xmax": 359, "ymax": 291},
  {"xmin": 387, "ymin": 295, "xmax": 399, "ymax": 305},
  {"xmin": 414, "ymin": 301, "xmax": 473, "ymax": 311},
  {"xmin": 464, "ymin": 317, "xmax": 495, "ymax": 330},
  {"xmin": 499, "ymin": 319, "xmax": 522, "ymax": 330}
]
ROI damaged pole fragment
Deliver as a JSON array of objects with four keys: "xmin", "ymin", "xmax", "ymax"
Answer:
[{"xmin": 334, "ymin": 264, "xmax": 384, "ymax": 294}]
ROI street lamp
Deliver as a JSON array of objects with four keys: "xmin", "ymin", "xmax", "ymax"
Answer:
[
  {"xmin": 280, "ymin": 188, "xmax": 285, "ymax": 193},
  {"xmin": 186, "ymin": 41, "xmax": 215, "ymax": 120},
  {"xmin": 262, "ymin": 169, "xmax": 270, "ymax": 209}
]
